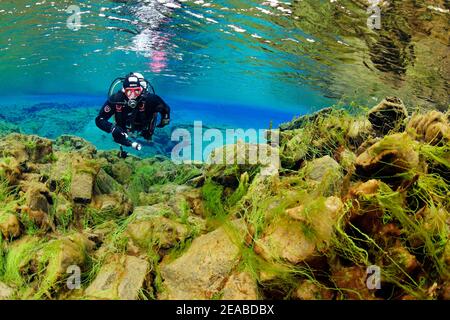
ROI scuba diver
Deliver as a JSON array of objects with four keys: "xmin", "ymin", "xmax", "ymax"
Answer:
[{"xmin": 95, "ymin": 72, "xmax": 171, "ymax": 158}]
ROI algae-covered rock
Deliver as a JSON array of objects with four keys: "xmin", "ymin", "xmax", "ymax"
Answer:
[
  {"xmin": 368, "ymin": 97, "xmax": 408, "ymax": 135},
  {"xmin": 0, "ymin": 212, "xmax": 21, "ymax": 239},
  {"xmin": 331, "ymin": 266, "xmax": 378, "ymax": 300},
  {"xmin": 54, "ymin": 135, "xmax": 97, "ymax": 157},
  {"xmin": 91, "ymin": 192, "xmax": 133, "ymax": 217},
  {"xmin": 407, "ymin": 111, "xmax": 450, "ymax": 145},
  {"xmin": 94, "ymin": 169, "xmax": 123, "ymax": 195},
  {"xmin": 159, "ymin": 221, "xmax": 245, "ymax": 299},
  {"xmin": 85, "ymin": 254, "xmax": 149, "ymax": 300},
  {"xmin": 71, "ymin": 172, "xmax": 93, "ymax": 203},
  {"xmin": 255, "ymin": 196, "xmax": 343, "ymax": 264},
  {"xmin": 206, "ymin": 141, "xmax": 279, "ymax": 187},
  {"xmin": 111, "ymin": 161, "xmax": 133, "ymax": 185},
  {"xmin": 301, "ymin": 155, "xmax": 343, "ymax": 196},
  {"xmin": 221, "ymin": 271, "xmax": 259, "ymax": 300},
  {"xmin": 0, "ymin": 282, "xmax": 14, "ymax": 300},
  {"xmin": 279, "ymin": 129, "xmax": 309, "ymax": 169},
  {"xmin": 33, "ymin": 233, "xmax": 95, "ymax": 298},
  {"xmin": 126, "ymin": 215, "xmax": 189, "ymax": 251},
  {"xmin": 0, "ymin": 157, "xmax": 22, "ymax": 185},
  {"xmin": 293, "ymin": 279, "xmax": 334, "ymax": 300},
  {"xmin": 0, "ymin": 134, "xmax": 53, "ymax": 164},
  {"xmin": 355, "ymin": 133, "xmax": 420, "ymax": 180}
]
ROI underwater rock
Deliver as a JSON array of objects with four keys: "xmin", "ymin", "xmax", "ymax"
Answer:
[
  {"xmin": 133, "ymin": 203, "xmax": 175, "ymax": 219},
  {"xmin": 85, "ymin": 254, "xmax": 149, "ymax": 300},
  {"xmin": 292, "ymin": 279, "xmax": 334, "ymax": 300},
  {"xmin": 0, "ymin": 282, "xmax": 14, "ymax": 300},
  {"xmin": 255, "ymin": 196, "xmax": 343, "ymax": 264},
  {"xmin": 346, "ymin": 179, "xmax": 385, "ymax": 236},
  {"xmin": 301, "ymin": 155, "xmax": 343, "ymax": 196},
  {"xmin": 0, "ymin": 134, "xmax": 54, "ymax": 164},
  {"xmin": 179, "ymin": 188, "xmax": 205, "ymax": 217},
  {"xmin": 331, "ymin": 266, "xmax": 378, "ymax": 300},
  {"xmin": 159, "ymin": 221, "xmax": 245, "ymax": 299},
  {"xmin": 0, "ymin": 212, "xmax": 21, "ymax": 239},
  {"xmin": 30, "ymin": 233, "xmax": 95, "ymax": 299},
  {"xmin": 368, "ymin": 97, "xmax": 408, "ymax": 135},
  {"xmin": 346, "ymin": 119, "xmax": 373, "ymax": 145},
  {"xmin": 126, "ymin": 214, "xmax": 189, "ymax": 251},
  {"xmin": 53, "ymin": 194, "xmax": 72, "ymax": 227},
  {"xmin": 254, "ymin": 216, "xmax": 316, "ymax": 264},
  {"xmin": 355, "ymin": 133, "xmax": 420, "ymax": 181},
  {"xmin": 439, "ymin": 282, "xmax": 450, "ymax": 300},
  {"xmin": 279, "ymin": 129, "xmax": 309, "ymax": 169},
  {"xmin": 221, "ymin": 271, "xmax": 259, "ymax": 300},
  {"xmin": 0, "ymin": 157, "xmax": 22, "ymax": 185},
  {"xmin": 93, "ymin": 169, "xmax": 124, "ymax": 195},
  {"xmin": 91, "ymin": 192, "xmax": 133, "ymax": 217},
  {"xmin": 71, "ymin": 172, "xmax": 94, "ymax": 203},
  {"xmin": 23, "ymin": 182, "xmax": 51, "ymax": 214},
  {"xmin": 110, "ymin": 161, "xmax": 133, "ymax": 185},
  {"xmin": 384, "ymin": 243, "xmax": 418, "ymax": 274},
  {"xmin": 206, "ymin": 141, "xmax": 279, "ymax": 188},
  {"xmin": 407, "ymin": 111, "xmax": 450, "ymax": 145},
  {"xmin": 54, "ymin": 135, "xmax": 97, "ymax": 157}
]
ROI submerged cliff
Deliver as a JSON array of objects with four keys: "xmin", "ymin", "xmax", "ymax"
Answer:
[{"xmin": 0, "ymin": 97, "xmax": 449, "ymax": 300}]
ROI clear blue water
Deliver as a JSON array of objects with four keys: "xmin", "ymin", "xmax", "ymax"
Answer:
[{"xmin": 0, "ymin": 0, "xmax": 448, "ymax": 157}]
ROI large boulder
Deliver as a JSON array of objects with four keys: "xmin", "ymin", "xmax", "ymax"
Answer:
[
  {"xmin": 368, "ymin": 97, "xmax": 408, "ymax": 135},
  {"xmin": 85, "ymin": 254, "xmax": 149, "ymax": 300},
  {"xmin": 159, "ymin": 221, "xmax": 245, "ymax": 299}
]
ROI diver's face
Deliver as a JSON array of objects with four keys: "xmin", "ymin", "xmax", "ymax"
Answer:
[{"xmin": 124, "ymin": 87, "xmax": 143, "ymax": 100}]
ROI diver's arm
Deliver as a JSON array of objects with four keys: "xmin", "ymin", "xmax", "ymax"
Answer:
[
  {"xmin": 155, "ymin": 96, "xmax": 171, "ymax": 120},
  {"xmin": 95, "ymin": 102, "xmax": 116, "ymax": 133},
  {"xmin": 154, "ymin": 95, "xmax": 171, "ymax": 127}
]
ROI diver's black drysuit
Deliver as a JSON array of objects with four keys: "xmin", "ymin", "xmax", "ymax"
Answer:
[{"xmin": 95, "ymin": 91, "xmax": 171, "ymax": 146}]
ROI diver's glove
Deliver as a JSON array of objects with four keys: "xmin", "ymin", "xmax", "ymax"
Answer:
[
  {"xmin": 142, "ymin": 130, "xmax": 153, "ymax": 141},
  {"xmin": 111, "ymin": 125, "xmax": 132, "ymax": 147},
  {"xmin": 156, "ymin": 117, "xmax": 170, "ymax": 128}
]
